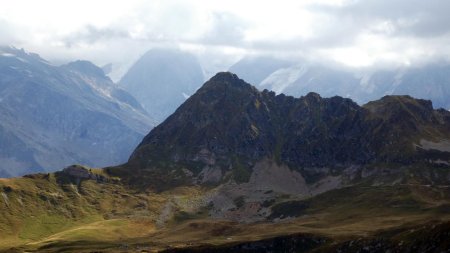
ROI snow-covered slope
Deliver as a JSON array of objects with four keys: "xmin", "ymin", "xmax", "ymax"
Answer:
[
  {"xmin": 119, "ymin": 48, "xmax": 204, "ymax": 122},
  {"xmin": 228, "ymin": 56, "xmax": 293, "ymax": 86},
  {"xmin": 0, "ymin": 47, "xmax": 155, "ymax": 177}
]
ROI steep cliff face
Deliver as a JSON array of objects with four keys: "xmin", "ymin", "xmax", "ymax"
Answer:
[{"xmin": 110, "ymin": 72, "xmax": 450, "ymax": 190}]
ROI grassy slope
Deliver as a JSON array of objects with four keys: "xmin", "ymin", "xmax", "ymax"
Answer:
[
  {"xmin": 0, "ymin": 172, "xmax": 169, "ymax": 251},
  {"xmin": 0, "ymin": 168, "xmax": 449, "ymax": 253}
]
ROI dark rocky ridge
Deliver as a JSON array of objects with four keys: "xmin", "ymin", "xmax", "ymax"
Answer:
[{"xmin": 110, "ymin": 72, "xmax": 450, "ymax": 189}]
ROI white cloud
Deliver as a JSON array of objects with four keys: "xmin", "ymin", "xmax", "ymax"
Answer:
[{"xmin": 0, "ymin": 0, "xmax": 449, "ymax": 79}]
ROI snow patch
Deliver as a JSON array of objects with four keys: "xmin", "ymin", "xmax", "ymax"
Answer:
[
  {"xmin": 182, "ymin": 92, "xmax": 190, "ymax": 99},
  {"xmin": 260, "ymin": 64, "xmax": 308, "ymax": 94},
  {"xmin": 1, "ymin": 53, "xmax": 15, "ymax": 57},
  {"xmin": 1, "ymin": 53, "xmax": 28, "ymax": 63},
  {"xmin": 356, "ymin": 71, "xmax": 375, "ymax": 92},
  {"xmin": 386, "ymin": 70, "xmax": 405, "ymax": 95},
  {"xmin": 16, "ymin": 57, "xmax": 27, "ymax": 63}
]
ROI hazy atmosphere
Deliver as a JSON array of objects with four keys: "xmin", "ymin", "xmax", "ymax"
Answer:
[
  {"xmin": 1, "ymin": 1, "xmax": 450, "ymax": 252},
  {"xmin": 2, "ymin": 0, "xmax": 450, "ymax": 79}
]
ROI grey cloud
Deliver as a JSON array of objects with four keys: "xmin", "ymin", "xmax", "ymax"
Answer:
[
  {"xmin": 199, "ymin": 12, "xmax": 249, "ymax": 46},
  {"xmin": 63, "ymin": 25, "xmax": 131, "ymax": 47},
  {"xmin": 312, "ymin": 0, "xmax": 450, "ymax": 38},
  {"xmin": 0, "ymin": 19, "xmax": 25, "ymax": 46},
  {"xmin": 195, "ymin": 1, "xmax": 449, "ymax": 54},
  {"xmin": 54, "ymin": 1, "xmax": 450, "ymax": 60},
  {"xmin": 241, "ymin": 0, "xmax": 450, "ymax": 67},
  {"xmin": 5, "ymin": 0, "xmax": 450, "ymax": 76}
]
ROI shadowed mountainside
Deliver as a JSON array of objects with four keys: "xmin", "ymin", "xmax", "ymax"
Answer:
[{"xmin": 111, "ymin": 72, "xmax": 450, "ymax": 191}]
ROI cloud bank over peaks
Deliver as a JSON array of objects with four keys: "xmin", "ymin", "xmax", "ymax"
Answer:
[{"xmin": 0, "ymin": 0, "xmax": 449, "ymax": 79}]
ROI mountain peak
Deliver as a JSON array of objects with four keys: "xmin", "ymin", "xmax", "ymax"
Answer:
[
  {"xmin": 304, "ymin": 92, "xmax": 322, "ymax": 102},
  {"xmin": 0, "ymin": 46, "xmax": 48, "ymax": 63},
  {"xmin": 209, "ymin": 71, "xmax": 240, "ymax": 82},
  {"xmin": 202, "ymin": 72, "xmax": 255, "ymax": 93},
  {"xmin": 380, "ymin": 95, "xmax": 433, "ymax": 109},
  {"xmin": 364, "ymin": 95, "xmax": 434, "ymax": 117}
]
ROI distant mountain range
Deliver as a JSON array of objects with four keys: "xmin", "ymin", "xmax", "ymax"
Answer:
[
  {"xmin": 229, "ymin": 56, "xmax": 450, "ymax": 110},
  {"xmin": 2, "ymin": 45, "xmax": 450, "ymax": 178},
  {"xmin": 0, "ymin": 47, "xmax": 154, "ymax": 177},
  {"xmin": 119, "ymin": 48, "xmax": 204, "ymax": 122}
]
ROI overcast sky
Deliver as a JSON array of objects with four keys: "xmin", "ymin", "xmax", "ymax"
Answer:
[{"xmin": 1, "ymin": 0, "xmax": 450, "ymax": 80}]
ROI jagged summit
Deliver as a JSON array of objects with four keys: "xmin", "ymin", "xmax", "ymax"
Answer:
[
  {"xmin": 365, "ymin": 94, "xmax": 433, "ymax": 108},
  {"xmin": 364, "ymin": 95, "xmax": 442, "ymax": 128},
  {"xmin": 0, "ymin": 46, "xmax": 48, "ymax": 64},
  {"xmin": 197, "ymin": 71, "xmax": 256, "ymax": 92},
  {"xmin": 108, "ymin": 72, "xmax": 450, "ymax": 190},
  {"xmin": 205, "ymin": 71, "xmax": 246, "ymax": 86}
]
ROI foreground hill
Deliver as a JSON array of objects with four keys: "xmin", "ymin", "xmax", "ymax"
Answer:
[
  {"xmin": 0, "ymin": 73, "xmax": 449, "ymax": 252},
  {"xmin": 0, "ymin": 47, "xmax": 154, "ymax": 177}
]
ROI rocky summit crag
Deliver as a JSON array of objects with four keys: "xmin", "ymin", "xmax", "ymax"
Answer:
[{"xmin": 111, "ymin": 72, "xmax": 450, "ymax": 191}]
